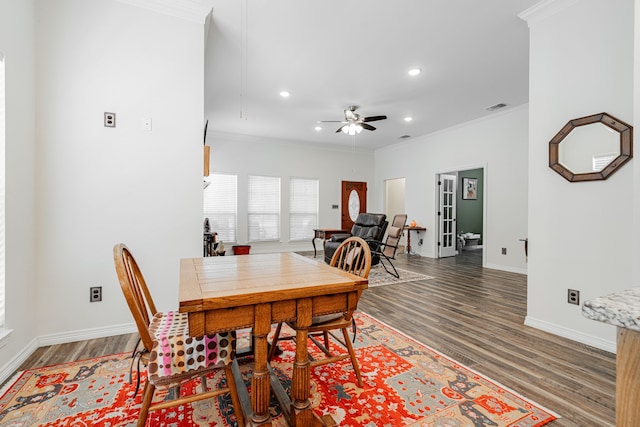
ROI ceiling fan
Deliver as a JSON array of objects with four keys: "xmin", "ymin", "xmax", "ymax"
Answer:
[{"xmin": 319, "ymin": 106, "xmax": 387, "ymax": 135}]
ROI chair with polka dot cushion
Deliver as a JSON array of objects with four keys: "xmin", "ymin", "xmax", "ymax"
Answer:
[{"xmin": 114, "ymin": 244, "xmax": 244, "ymax": 427}]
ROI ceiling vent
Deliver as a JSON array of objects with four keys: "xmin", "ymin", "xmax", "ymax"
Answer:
[
  {"xmin": 399, "ymin": 135, "xmax": 411, "ymax": 139},
  {"xmin": 485, "ymin": 103, "xmax": 508, "ymax": 112}
]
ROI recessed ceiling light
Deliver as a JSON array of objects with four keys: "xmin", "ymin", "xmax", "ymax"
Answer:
[
  {"xmin": 408, "ymin": 68, "xmax": 422, "ymax": 76},
  {"xmin": 404, "ymin": 116, "xmax": 413, "ymax": 122},
  {"xmin": 314, "ymin": 126, "xmax": 322, "ymax": 131},
  {"xmin": 279, "ymin": 90, "xmax": 291, "ymax": 98}
]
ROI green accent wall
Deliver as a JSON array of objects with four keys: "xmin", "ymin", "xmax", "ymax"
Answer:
[{"xmin": 457, "ymin": 168, "xmax": 483, "ymax": 243}]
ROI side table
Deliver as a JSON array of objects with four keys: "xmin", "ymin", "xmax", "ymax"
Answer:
[{"xmin": 403, "ymin": 226, "xmax": 426, "ymax": 255}]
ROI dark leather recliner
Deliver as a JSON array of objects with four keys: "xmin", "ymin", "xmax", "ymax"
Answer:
[{"xmin": 323, "ymin": 213, "xmax": 388, "ymax": 265}]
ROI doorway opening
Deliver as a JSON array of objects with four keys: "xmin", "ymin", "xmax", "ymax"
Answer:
[
  {"xmin": 384, "ymin": 178, "xmax": 406, "ymax": 253},
  {"xmin": 436, "ymin": 167, "xmax": 485, "ymax": 263}
]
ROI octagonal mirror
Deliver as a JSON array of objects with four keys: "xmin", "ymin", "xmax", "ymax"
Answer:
[{"xmin": 549, "ymin": 112, "xmax": 633, "ymax": 182}]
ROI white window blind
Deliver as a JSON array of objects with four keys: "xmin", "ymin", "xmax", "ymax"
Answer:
[
  {"xmin": 592, "ymin": 153, "xmax": 617, "ymax": 172},
  {"xmin": 204, "ymin": 174, "xmax": 237, "ymax": 243},
  {"xmin": 248, "ymin": 175, "xmax": 280, "ymax": 242},
  {"xmin": 289, "ymin": 178, "xmax": 318, "ymax": 241},
  {"xmin": 0, "ymin": 54, "xmax": 5, "ymax": 329}
]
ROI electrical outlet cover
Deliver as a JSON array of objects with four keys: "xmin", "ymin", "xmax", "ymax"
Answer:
[{"xmin": 104, "ymin": 112, "xmax": 116, "ymax": 128}]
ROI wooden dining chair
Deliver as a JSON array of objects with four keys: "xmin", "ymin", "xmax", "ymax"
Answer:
[
  {"xmin": 113, "ymin": 243, "xmax": 244, "ymax": 427},
  {"xmin": 268, "ymin": 236, "xmax": 371, "ymax": 387}
]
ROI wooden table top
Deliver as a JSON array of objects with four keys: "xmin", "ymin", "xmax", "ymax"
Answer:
[{"xmin": 179, "ymin": 252, "xmax": 368, "ymax": 313}]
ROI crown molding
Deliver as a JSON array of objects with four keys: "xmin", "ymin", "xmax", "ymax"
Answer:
[
  {"xmin": 518, "ymin": 0, "xmax": 580, "ymax": 27},
  {"xmin": 115, "ymin": 0, "xmax": 214, "ymax": 24}
]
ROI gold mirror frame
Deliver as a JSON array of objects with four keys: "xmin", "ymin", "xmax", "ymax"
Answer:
[{"xmin": 549, "ymin": 112, "xmax": 633, "ymax": 182}]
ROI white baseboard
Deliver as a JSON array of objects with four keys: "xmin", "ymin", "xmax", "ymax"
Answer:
[
  {"xmin": 38, "ymin": 323, "xmax": 137, "ymax": 347},
  {"xmin": 0, "ymin": 323, "xmax": 137, "ymax": 386},
  {"xmin": 484, "ymin": 262, "xmax": 527, "ymax": 275},
  {"xmin": 0, "ymin": 337, "xmax": 39, "ymax": 386},
  {"xmin": 525, "ymin": 316, "xmax": 616, "ymax": 354}
]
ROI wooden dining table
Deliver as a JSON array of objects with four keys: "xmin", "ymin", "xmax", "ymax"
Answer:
[{"xmin": 178, "ymin": 252, "xmax": 368, "ymax": 426}]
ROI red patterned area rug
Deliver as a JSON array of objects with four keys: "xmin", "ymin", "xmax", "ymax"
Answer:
[{"xmin": 0, "ymin": 312, "xmax": 557, "ymax": 426}]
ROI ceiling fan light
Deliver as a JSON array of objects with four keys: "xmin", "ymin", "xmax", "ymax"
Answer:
[
  {"xmin": 346, "ymin": 123, "xmax": 359, "ymax": 135},
  {"xmin": 342, "ymin": 126, "xmax": 349, "ymax": 134}
]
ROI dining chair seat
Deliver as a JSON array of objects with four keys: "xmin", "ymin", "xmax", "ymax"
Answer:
[{"xmin": 147, "ymin": 310, "xmax": 236, "ymax": 387}]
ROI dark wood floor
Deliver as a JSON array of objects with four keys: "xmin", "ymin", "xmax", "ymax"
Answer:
[
  {"xmin": 358, "ymin": 250, "xmax": 615, "ymax": 427},
  {"xmin": 10, "ymin": 249, "xmax": 615, "ymax": 426}
]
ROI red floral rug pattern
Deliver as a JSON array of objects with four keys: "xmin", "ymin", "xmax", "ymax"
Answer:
[{"xmin": 0, "ymin": 312, "xmax": 557, "ymax": 426}]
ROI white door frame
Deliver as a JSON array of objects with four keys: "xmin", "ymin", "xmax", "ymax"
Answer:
[
  {"xmin": 434, "ymin": 164, "xmax": 488, "ymax": 266},
  {"xmin": 437, "ymin": 173, "xmax": 457, "ymax": 258}
]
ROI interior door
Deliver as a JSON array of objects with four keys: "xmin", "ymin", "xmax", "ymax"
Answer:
[
  {"xmin": 341, "ymin": 181, "xmax": 367, "ymax": 231},
  {"xmin": 438, "ymin": 174, "xmax": 457, "ymax": 258}
]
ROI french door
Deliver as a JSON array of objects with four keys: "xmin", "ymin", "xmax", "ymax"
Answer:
[{"xmin": 438, "ymin": 174, "xmax": 457, "ymax": 258}]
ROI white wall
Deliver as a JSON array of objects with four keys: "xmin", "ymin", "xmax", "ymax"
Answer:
[
  {"xmin": 0, "ymin": 0, "xmax": 39, "ymax": 371},
  {"xmin": 635, "ymin": 0, "xmax": 640, "ymax": 290},
  {"xmin": 374, "ymin": 106, "xmax": 529, "ymax": 274},
  {"xmin": 30, "ymin": 0, "xmax": 207, "ymax": 342},
  {"xmin": 524, "ymin": 0, "xmax": 634, "ymax": 352},
  {"xmin": 206, "ymin": 131, "xmax": 374, "ymax": 253}
]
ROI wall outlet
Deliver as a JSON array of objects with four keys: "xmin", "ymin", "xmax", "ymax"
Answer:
[
  {"xmin": 501, "ymin": 247, "xmax": 507, "ymax": 255},
  {"xmin": 90, "ymin": 286, "xmax": 102, "ymax": 302},
  {"xmin": 104, "ymin": 112, "xmax": 116, "ymax": 128},
  {"xmin": 567, "ymin": 289, "xmax": 580, "ymax": 305}
]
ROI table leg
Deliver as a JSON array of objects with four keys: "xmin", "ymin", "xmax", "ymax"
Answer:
[
  {"xmin": 617, "ymin": 327, "xmax": 640, "ymax": 426},
  {"xmin": 251, "ymin": 303, "xmax": 272, "ymax": 425},
  {"xmin": 312, "ymin": 237, "xmax": 317, "ymax": 258},
  {"xmin": 406, "ymin": 230, "xmax": 412, "ymax": 254},
  {"xmin": 291, "ymin": 298, "xmax": 314, "ymax": 426}
]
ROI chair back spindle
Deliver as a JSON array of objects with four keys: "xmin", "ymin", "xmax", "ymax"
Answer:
[
  {"xmin": 330, "ymin": 236, "xmax": 372, "ymax": 278},
  {"xmin": 114, "ymin": 244, "xmax": 157, "ymax": 354}
]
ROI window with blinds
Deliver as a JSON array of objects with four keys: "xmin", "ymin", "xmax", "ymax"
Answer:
[
  {"xmin": 0, "ymin": 54, "xmax": 5, "ymax": 330},
  {"xmin": 248, "ymin": 175, "xmax": 280, "ymax": 242},
  {"xmin": 204, "ymin": 173, "xmax": 237, "ymax": 243},
  {"xmin": 289, "ymin": 178, "xmax": 318, "ymax": 241}
]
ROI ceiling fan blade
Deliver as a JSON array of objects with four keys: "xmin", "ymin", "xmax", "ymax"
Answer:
[
  {"xmin": 336, "ymin": 124, "xmax": 347, "ymax": 133},
  {"xmin": 363, "ymin": 115, "xmax": 387, "ymax": 122},
  {"xmin": 318, "ymin": 120, "xmax": 346, "ymax": 123},
  {"xmin": 361, "ymin": 123, "xmax": 376, "ymax": 131}
]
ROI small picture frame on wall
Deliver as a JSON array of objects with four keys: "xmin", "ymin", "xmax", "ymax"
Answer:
[{"xmin": 462, "ymin": 177, "xmax": 478, "ymax": 200}]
